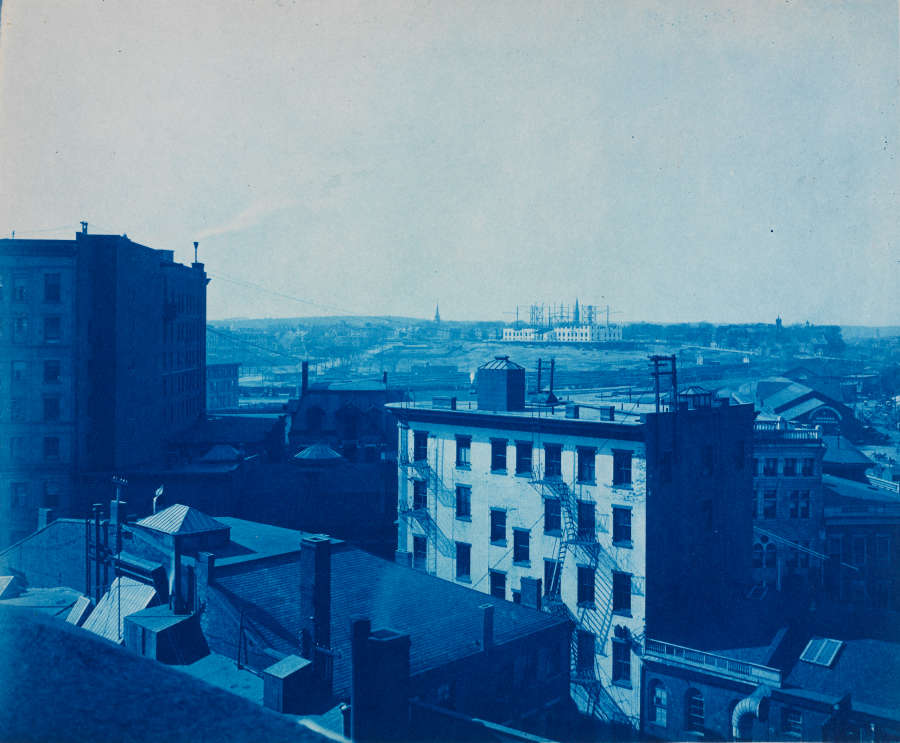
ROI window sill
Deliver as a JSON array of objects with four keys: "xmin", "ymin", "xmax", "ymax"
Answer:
[
  {"xmin": 490, "ymin": 540, "xmax": 507, "ymax": 548},
  {"xmin": 515, "ymin": 471, "xmax": 532, "ymax": 478},
  {"xmin": 612, "ymin": 609, "xmax": 632, "ymax": 618},
  {"xmin": 456, "ymin": 515, "xmax": 472, "ymax": 522},
  {"xmin": 612, "ymin": 483, "xmax": 633, "ymax": 490},
  {"xmin": 544, "ymin": 529, "xmax": 562, "ymax": 538},
  {"xmin": 456, "ymin": 576, "xmax": 471, "ymax": 583},
  {"xmin": 455, "ymin": 463, "xmax": 471, "ymax": 471},
  {"xmin": 490, "ymin": 469, "xmax": 508, "ymax": 475},
  {"xmin": 612, "ymin": 540, "xmax": 633, "ymax": 549},
  {"xmin": 612, "ymin": 679, "xmax": 632, "ymax": 690},
  {"xmin": 513, "ymin": 560, "xmax": 531, "ymax": 568},
  {"xmin": 577, "ymin": 479, "xmax": 596, "ymax": 486},
  {"xmin": 577, "ymin": 602, "xmax": 596, "ymax": 610}
]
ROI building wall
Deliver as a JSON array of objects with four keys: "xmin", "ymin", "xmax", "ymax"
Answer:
[
  {"xmin": 0, "ymin": 241, "xmax": 78, "ymax": 546},
  {"xmin": 751, "ymin": 425, "xmax": 825, "ymax": 592},
  {"xmin": 207, "ymin": 363, "xmax": 241, "ymax": 411},
  {"xmin": 394, "ymin": 411, "xmax": 648, "ymax": 726}
]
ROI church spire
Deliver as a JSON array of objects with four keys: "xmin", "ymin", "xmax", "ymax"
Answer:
[{"xmin": 434, "ymin": 304, "xmax": 441, "ymax": 324}]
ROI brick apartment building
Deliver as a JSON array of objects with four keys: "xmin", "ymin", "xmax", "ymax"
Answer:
[
  {"xmin": 0, "ymin": 225, "xmax": 207, "ymax": 545},
  {"xmin": 388, "ymin": 356, "xmax": 755, "ymax": 730}
]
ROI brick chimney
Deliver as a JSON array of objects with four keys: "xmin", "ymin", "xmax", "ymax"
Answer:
[
  {"xmin": 480, "ymin": 603, "xmax": 494, "ymax": 650},
  {"xmin": 300, "ymin": 536, "xmax": 331, "ymax": 652}
]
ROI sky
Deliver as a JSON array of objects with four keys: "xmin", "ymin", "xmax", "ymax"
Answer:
[{"xmin": 1, "ymin": 0, "xmax": 898, "ymax": 324}]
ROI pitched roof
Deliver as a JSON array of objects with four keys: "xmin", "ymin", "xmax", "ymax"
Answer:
[
  {"xmin": 821, "ymin": 436, "xmax": 872, "ymax": 466},
  {"xmin": 479, "ymin": 355, "xmax": 525, "ymax": 371},
  {"xmin": 82, "ymin": 577, "xmax": 158, "ymax": 643},
  {"xmin": 199, "ymin": 444, "xmax": 243, "ymax": 462},
  {"xmin": 136, "ymin": 504, "xmax": 229, "ymax": 535},
  {"xmin": 293, "ymin": 443, "xmax": 344, "ymax": 463}
]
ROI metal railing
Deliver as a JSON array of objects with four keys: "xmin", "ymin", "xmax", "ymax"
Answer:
[{"xmin": 644, "ymin": 638, "xmax": 782, "ymax": 686}]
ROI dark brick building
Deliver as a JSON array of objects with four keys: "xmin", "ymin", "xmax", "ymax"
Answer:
[{"xmin": 0, "ymin": 225, "xmax": 207, "ymax": 545}]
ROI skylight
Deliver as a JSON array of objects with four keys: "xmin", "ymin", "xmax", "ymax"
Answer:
[{"xmin": 799, "ymin": 637, "xmax": 843, "ymax": 667}]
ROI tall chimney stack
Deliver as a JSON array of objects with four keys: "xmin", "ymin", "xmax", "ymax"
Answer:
[{"xmin": 301, "ymin": 361, "xmax": 309, "ymax": 395}]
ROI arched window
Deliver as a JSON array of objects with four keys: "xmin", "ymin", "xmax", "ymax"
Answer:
[
  {"xmin": 752, "ymin": 543, "xmax": 764, "ymax": 568},
  {"xmin": 686, "ymin": 689, "xmax": 704, "ymax": 733},
  {"xmin": 648, "ymin": 680, "xmax": 668, "ymax": 726},
  {"xmin": 765, "ymin": 543, "xmax": 777, "ymax": 568}
]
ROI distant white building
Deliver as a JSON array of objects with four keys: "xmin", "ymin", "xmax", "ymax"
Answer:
[{"xmin": 502, "ymin": 324, "xmax": 622, "ymax": 343}]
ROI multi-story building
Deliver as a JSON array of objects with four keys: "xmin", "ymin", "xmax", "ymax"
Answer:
[
  {"xmin": 388, "ymin": 356, "xmax": 755, "ymax": 730},
  {"xmin": 751, "ymin": 420, "xmax": 826, "ymax": 593},
  {"xmin": 206, "ymin": 362, "xmax": 240, "ymax": 411},
  {"xmin": 0, "ymin": 225, "xmax": 206, "ymax": 545}
]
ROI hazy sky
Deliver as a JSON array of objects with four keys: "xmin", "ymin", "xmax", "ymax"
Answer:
[{"xmin": 1, "ymin": 1, "xmax": 898, "ymax": 324}]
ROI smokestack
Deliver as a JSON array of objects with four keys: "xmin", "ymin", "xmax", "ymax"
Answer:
[
  {"xmin": 301, "ymin": 361, "xmax": 309, "ymax": 395},
  {"xmin": 193, "ymin": 241, "xmax": 199, "ymax": 263},
  {"xmin": 300, "ymin": 536, "xmax": 331, "ymax": 650},
  {"xmin": 80, "ymin": 221, "xmax": 88, "ymax": 235},
  {"xmin": 537, "ymin": 358, "xmax": 543, "ymax": 393},
  {"xmin": 549, "ymin": 358, "xmax": 556, "ymax": 395},
  {"xmin": 480, "ymin": 603, "xmax": 494, "ymax": 650}
]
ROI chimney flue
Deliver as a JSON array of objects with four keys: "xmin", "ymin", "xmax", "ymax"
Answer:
[{"xmin": 193, "ymin": 241, "xmax": 199, "ymax": 263}]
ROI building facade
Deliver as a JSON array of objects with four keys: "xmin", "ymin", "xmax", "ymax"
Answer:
[
  {"xmin": 751, "ymin": 421, "xmax": 826, "ymax": 593},
  {"xmin": 0, "ymin": 226, "xmax": 207, "ymax": 546},
  {"xmin": 388, "ymin": 357, "xmax": 755, "ymax": 730},
  {"xmin": 206, "ymin": 362, "xmax": 240, "ymax": 411}
]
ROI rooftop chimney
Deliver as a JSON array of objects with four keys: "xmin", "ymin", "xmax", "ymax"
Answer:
[
  {"xmin": 301, "ymin": 361, "xmax": 309, "ymax": 395},
  {"xmin": 300, "ymin": 536, "xmax": 331, "ymax": 651},
  {"xmin": 80, "ymin": 221, "xmax": 88, "ymax": 235},
  {"xmin": 480, "ymin": 603, "xmax": 494, "ymax": 650},
  {"xmin": 193, "ymin": 241, "xmax": 199, "ymax": 263}
]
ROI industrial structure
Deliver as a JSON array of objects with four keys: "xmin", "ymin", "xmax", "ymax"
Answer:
[
  {"xmin": 388, "ymin": 355, "xmax": 755, "ymax": 731},
  {"xmin": 502, "ymin": 301, "xmax": 623, "ymax": 343}
]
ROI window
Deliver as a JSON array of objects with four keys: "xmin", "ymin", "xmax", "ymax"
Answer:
[
  {"xmin": 612, "ymin": 507, "xmax": 632, "ymax": 545},
  {"xmin": 577, "ymin": 566, "xmax": 595, "ymax": 606},
  {"xmin": 13, "ymin": 315, "xmax": 27, "ymax": 343},
  {"xmin": 783, "ymin": 458, "xmax": 797, "ymax": 476},
  {"xmin": 577, "ymin": 500, "xmax": 595, "ymax": 540},
  {"xmin": 613, "ymin": 572, "xmax": 632, "ymax": 613},
  {"xmin": 515, "ymin": 441, "xmax": 532, "ymax": 475},
  {"xmin": 413, "ymin": 430, "xmax": 428, "ymax": 462},
  {"xmin": 455, "ymin": 435, "xmax": 471, "ymax": 468},
  {"xmin": 612, "ymin": 449, "xmax": 632, "ymax": 486},
  {"xmin": 577, "ymin": 447, "xmax": 596, "ymax": 482},
  {"xmin": 789, "ymin": 490, "xmax": 799, "ymax": 518},
  {"xmin": 11, "ymin": 398, "xmax": 26, "ymax": 422},
  {"xmin": 763, "ymin": 458, "xmax": 778, "ymax": 476},
  {"xmin": 44, "ymin": 316, "xmax": 61, "ymax": 343},
  {"xmin": 799, "ymin": 491, "xmax": 810, "ymax": 518},
  {"xmin": 544, "ymin": 559, "xmax": 561, "ymax": 596},
  {"xmin": 13, "ymin": 277, "xmax": 26, "ymax": 302},
  {"xmin": 612, "ymin": 638, "xmax": 630, "ymax": 685},
  {"xmin": 455, "ymin": 485, "xmax": 471, "ymax": 519},
  {"xmin": 576, "ymin": 631, "xmax": 594, "ymax": 676},
  {"xmin": 876, "ymin": 534, "xmax": 891, "ymax": 562},
  {"xmin": 544, "ymin": 498, "xmax": 561, "ymax": 534},
  {"xmin": 764, "ymin": 543, "xmax": 776, "ymax": 568},
  {"xmin": 44, "ymin": 273, "xmax": 61, "ymax": 303},
  {"xmin": 43, "ymin": 396, "xmax": 60, "ymax": 422},
  {"xmin": 801, "ymin": 458, "xmax": 815, "ymax": 477},
  {"xmin": 752, "ymin": 543, "xmax": 764, "ymax": 568},
  {"xmin": 852, "ymin": 535, "xmax": 866, "ymax": 566},
  {"xmin": 12, "ymin": 361, "xmax": 27, "ymax": 383},
  {"xmin": 686, "ymin": 689, "xmax": 704, "ymax": 733},
  {"xmin": 782, "ymin": 709, "xmax": 802, "ymax": 737},
  {"xmin": 544, "ymin": 444, "xmax": 562, "ymax": 478},
  {"xmin": 490, "ymin": 439, "xmax": 507, "ymax": 472},
  {"xmin": 43, "ymin": 481, "xmax": 61, "ymax": 508},
  {"xmin": 412, "ymin": 536, "xmax": 427, "ymax": 570},
  {"xmin": 43, "ymin": 437, "xmax": 60, "ymax": 461},
  {"xmin": 490, "ymin": 509, "xmax": 506, "ymax": 545},
  {"xmin": 763, "ymin": 490, "xmax": 777, "ymax": 519},
  {"xmin": 43, "ymin": 360, "xmax": 61, "ymax": 384},
  {"xmin": 412, "ymin": 479, "xmax": 427, "ymax": 510},
  {"xmin": 649, "ymin": 681, "xmax": 668, "ymax": 727},
  {"xmin": 10, "ymin": 482, "xmax": 28, "ymax": 510},
  {"xmin": 455, "ymin": 542, "xmax": 471, "ymax": 580},
  {"xmin": 513, "ymin": 529, "xmax": 530, "ymax": 564},
  {"xmin": 489, "ymin": 570, "xmax": 506, "ymax": 599}
]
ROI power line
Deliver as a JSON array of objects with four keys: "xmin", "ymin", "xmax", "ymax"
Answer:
[
  {"xmin": 208, "ymin": 271, "xmax": 359, "ymax": 317},
  {"xmin": 206, "ymin": 326, "xmax": 302, "ymax": 362}
]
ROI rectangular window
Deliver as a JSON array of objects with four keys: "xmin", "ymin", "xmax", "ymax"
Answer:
[
  {"xmin": 544, "ymin": 559, "xmax": 561, "ymax": 596},
  {"xmin": 12, "ymin": 361, "xmax": 27, "ymax": 383},
  {"xmin": 513, "ymin": 529, "xmax": 530, "ymax": 564},
  {"xmin": 412, "ymin": 479, "xmax": 427, "ymax": 510},
  {"xmin": 489, "ymin": 570, "xmax": 506, "ymax": 600},
  {"xmin": 577, "ymin": 566, "xmax": 595, "ymax": 606},
  {"xmin": 413, "ymin": 430, "xmax": 428, "ymax": 462},
  {"xmin": 43, "ymin": 360, "xmax": 61, "ymax": 384},
  {"xmin": 876, "ymin": 534, "xmax": 891, "ymax": 562},
  {"xmin": 763, "ymin": 458, "xmax": 778, "ymax": 476},
  {"xmin": 490, "ymin": 509, "xmax": 506, "ymax": 545},
  {"xmin": 43, "ymin": 436, "xmax": 60, "ymax": 461},
  {"xmin": 10, "ymin": 482, "xmax": 28, "ymax": 511},
  {"xmin": 544, "ymin": 443, "xmax": 562, "ymax": 478},
  {"xmin": 491, "ymin": 439, "xmax": 507, "ymax": 472},
  {"xmin": 799, "ymin": 491, "xmax": 810, "ymax": 519},
  {"xmin": 784, "ymin": 458, "xmax": 797, "ymax": 477},
  {"xmin": 455, "ymin": 542, "xmax": 471, "ymax": 580},
  {"xmin": 44, "ymin": 273, "xmax": 61, "ymax": 303},
  {"xmin": 612, "ymin": 507, "xmax": 632, "ymax": 545},
  {"xmin": 13, "ymin": 315, "xmax": 27, "ymax": 343},
  {"xmin": 789, "ymin": 490, "xmax": 799, "ymax": 518},
  {"xmin": 612, "ymin": 449, "xmax": 632, "ymax": 486},
  {"xmin": 44, "ymin": 316, "xmax": 61, "ymax": 343},
  {"xmin": 455, "ymin": 435, "xmax": 471, "ymax": 468},
  {"xmin": 613, "ymin": 571, "xmax": 632, "ymax": 614},
  {"xmin": 43, "ymin": 396, "xmax": 60, "ymax": 422},
  {"xmin": 515, "ymin": 441, "xmax": 532, "ymax": 475},
  {"xmin": 763, "ymin": 490, "xmax": 777, "ymax": 519},
  {"xmin": 11, "ymin": 398, "xmax": 26, "ymax": 422},
  {"xmin": 577, "ymin": 447, "xmax": 596, "ymax": 482},
  {"xmin": 853, "ymin": 535, "xmax": 866, "ymax": 566},
  {"xmin": 577, "ymin": 500, "xmax": 595, "ymax": 541},
  {"xmin": 455, "ymin": 485, "xmax": 471, "ymax": 519},
  {"xmin": 43, "ymin": 481, "xmax": 61, "ymax": 508},
  {"xmin": 802, "ymin": 458, "xmax": 815, "ymax": 477},
  {"xmin": 13, "ymin": 277, "xmax": 26, "ymax": 302},
  {"xmin": 782, "ymin": 709, "xmax": 802, "ymax": 737},
  {"xmin": 412, "ymin": 536, "xmax": 427, "ymax": 570},
  {"xmin": 544, "ymin": 498, "xmax": 561, "ymax": 534},
  {"xmin": 612, "ymin": 639, "xmax": 630, "ymax": 684},
  {"xmin": 576, "ymin": 631, "xmax": 594, "ymax": 675}
]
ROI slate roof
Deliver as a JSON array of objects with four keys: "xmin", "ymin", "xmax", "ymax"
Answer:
[
  {"xmin": 777, "ymin": 397, "xmax": 837, "ymax": 420},
  {"xmin": 82, "ymin": 577, "xmax": 158, "ymax": 643},
  {"xmin": 136, "ymin": 504, "xmax": 229, "ymax": 536},
  {"xmin": 822, "ymin": 436, "xmax": 872, "ymax": 466},
  {"xmin": 783, "ymin": 638, "xmax": 900, "ymax": 720},
  {"xmin": 212, "ymin": 543, "xmax": 566, "ymax": 699}
]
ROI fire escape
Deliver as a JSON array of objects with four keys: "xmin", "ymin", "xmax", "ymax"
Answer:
[{"xmin": 398, "ymin": 443, "xmax": 456, "ymax": 568}]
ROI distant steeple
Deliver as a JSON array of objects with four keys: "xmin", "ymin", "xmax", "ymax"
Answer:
[
  {"xmin": 434, "ymin": 304, "xmax": 441, "ymax": 324},
  {"xmin": 573, "ymin": 298, "xmax": 580, "ymax": 325}
]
